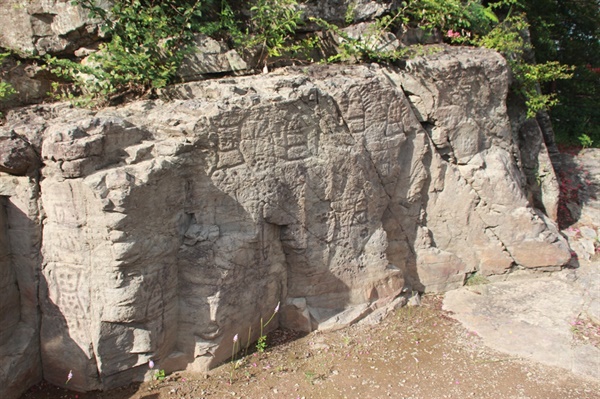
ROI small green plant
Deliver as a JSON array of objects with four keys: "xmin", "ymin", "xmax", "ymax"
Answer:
[
  {"xmin": 255, "ymin": 334, "xmax": 267, "ymax": 353},
  {"xmin": 304, "ymin": 370, "xmax": 316, "ymax": 384},
  {"xmin": 578, "ymin": 133, "xmax": 594, "ymax": 148},
  {"xmin": 256, "ymin": 301, "xmax": 280, "ymax": 353},
  {"xmin": 148, "ymin": 359, "xmax": 166, "ymax": 381},
  {"xmin": 0, "ymin": 80, "xmax": 15, "ymax": 101},
  {"xmin": 342, "ymin": 334, "xmax": 352, "ymax": 346},
  {"xmin": 154, "ymin": 369, "xmax": 166, "ymax": 381},
  {"xmin": 465, "ymin": 272, "xmax": 490, "ymax": 286},
  {"xmin": 0, "ymin": 51, "xmax": 17, "ymax": 116},
  {"xmin": 43, "ymin": 55, "xmax": 105, "ymax": 105}
]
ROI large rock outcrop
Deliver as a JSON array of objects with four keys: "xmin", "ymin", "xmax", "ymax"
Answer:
[{"xmin": 0, "ymin": 46, "xmax": 570, "ymax": 397}]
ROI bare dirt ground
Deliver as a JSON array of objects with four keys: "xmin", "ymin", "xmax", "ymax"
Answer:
[{"xmin": 21, "ymin": 295, "xmax": 600, "ymax": 399}]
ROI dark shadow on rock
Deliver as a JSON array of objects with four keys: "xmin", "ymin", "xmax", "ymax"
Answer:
[
  {"xmin": 0, "ymin": 195, "xmax": 42, "ymax": 399},
  {"xmin": 556, "ymin": 151, "xmax": 585, "ymax": 228},
  {"xmin": 564, "ymin": 253, "xmax": 581, "ymax": 270},
  {"xmin": 37, "ymin": 264, "xmax": 149, "ymax": 393},
  {"xmin": 518, "ymin": 118, "xmax": 551, "ymax": 215}
]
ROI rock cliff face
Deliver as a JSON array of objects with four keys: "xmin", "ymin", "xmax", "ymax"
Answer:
[{"xmin": 0, "ymin": 46, "xmax": 570, "ymax": 397}]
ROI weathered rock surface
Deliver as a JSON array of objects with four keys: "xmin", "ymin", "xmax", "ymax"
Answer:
[
  {"xmin": 0, "ymin": 0, "xmax": 109, "ymax": 56},
  {"xmin": 177, "ymin": 34, "xmax": 248, "ymax": 81},
  {"xmin": 443, "ymin": 273, "xmax": 600, "ymax": 381},
  {"xmin": 0, "ymin": 133, "xmax": 41, "ymax": 175},
  {"xmin": 0, "ymin": 47, "xmax": 571, "ymax": 396},
  {"xmin": 302, "ymin": 0, "xmax": 394, "ymax": 24},
  {"xmin": 0, "ymin": 177, "xmax": 43, "ymax": 399}
]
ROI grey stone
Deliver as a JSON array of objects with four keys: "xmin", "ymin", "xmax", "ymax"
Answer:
[
  {"xmin": 0, "ymin": 177, "xmax": 43, "ymax": 399},
  {"xmin": 443, "ymin": 277, "xmax": 600, "ymax": 381},
  {"xmin": 0, "ymin": 47, "xmax": 571, "ymax": 394},
  {"xmin": 398, "ymin": 27, "xmax": 443, "ymax": 46},
  {"xmin": 340, "ymin": 22, "xmax": 401, "ymax": 54},
  {"xmin": 0, "ymin": 196, "xmax": 19, "ymax": 343},
  {"xmin": 282, "ymin": 297, "xmax": 312, "ymax": 332},
  {"xmin": 302, "ymin": 0, "xmax": 392, "ymax": 24},
  {"xmin": 580, "ymin": 226, "xmax": 598, "ymax": 240},
  {"xmin": 0, "ymin": 57, "xmax": 55, "ymax": 111},
  {"xmin": 316, "ymin": 303, "xmax": 371, "ymax": 331},
  {"xmin": 359, "ymin": 295, "xmax": 406, "ymax": 325},
  {"xmin": 407, "ymin": 292, "xmax": 421, "ymax": 307},
  {"xmin": 0, "ymin": 134, "xmax": 41, "ymax": 176},
  {"xmin": 177, "ymin": 34, "xmax": 248, "ymax": 81},
  {"xmin": 0, "ymin": 0, "xmax": 110, "ymax": 56},
  {"xmin": 516, "ymin": 118, "xmax": 560, "ymax": 221},
  {"xmin": 0, "ymin": 324, "xmax": 42, "ymax": 399}
]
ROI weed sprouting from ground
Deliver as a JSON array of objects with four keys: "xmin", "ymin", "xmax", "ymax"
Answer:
[{"xmin": 465, "ymin": 273, "xmax": 490, "ymax": 286}]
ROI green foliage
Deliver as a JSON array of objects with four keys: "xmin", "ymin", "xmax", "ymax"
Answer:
[
  {"xmin": 465, "ymin": 272, "xmax": 490, "ymax": 286},
  {"xmin": 48, "ymin": 0, "xmax": 304, "ymax": 103},
  {"xmin": 46, "ymin": 0, "xmax": 234, "ymax": 105},
  {"xmin": 26, "ymin": 0, "xmax": 578, "ymax": 130},
  {"xmin": 0, "ymin": 52, "xmax": 16, "ymax": 102},
  {"xmin": 309, "ymin": 0, "xmax": 571, "ymax": 119},
  {"xmin": 405, "ymin": 0, "xmax": 463, "ymax": 31},
  {"xmin": 197, "ymin": 0, "xmax": 241, "ymax": 38},
  {"xmin": 400, "ymin": 0, "xmax": 517, "ymax": 40},
  {"xmin": 154, "ymin": 369, "xmax": 166, "ymax": 381},
  {"xmin": 310, "ymin": 14, "xmax": 411, "ymax": 64},
  {"xmin": 522, "ymin": 0, "xmax": 600, "ymax": 147},
  {"xmin": 91, "ymin": 0, "xmax": 209, "ymax": 85},
  {"xmin": 43, "ymin": 54, "xmax": 110, "ymax": 106},
  {"xmin": 255, "ymin": 334, "xmax": 267, "ymax": 353},
  {"xmin": 578, "ymin": 134, "xmax": 594, "ymax": 149},
  {"xmin": 312, "ymin": 0, "xmax": 503, "ymax": 63},
  {"xmin": 244, "ymin": 0, "xmax": 303, "ymax": 65},
  {"xmin": 477, "ymin": 13, "xmax": 573, "ymax": 118},
  {"xmin": 0, "ymin": 51, "xmax": 17, "ymax": 118},
  {"xmin": 0, "ymin": 81, "xmax": 14, "ymax": 99},
  {"xmin": 345, "ymin": 1, "xmax": 358, "ymax": 24},
  {"xmin": 256, "ymin": 302, "xmax": 279, "ymax": 353}
]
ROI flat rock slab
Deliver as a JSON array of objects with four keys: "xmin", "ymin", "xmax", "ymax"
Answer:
[{"xmin": 443, "ymin": 276, "xmax": 600, "ymax": 381}]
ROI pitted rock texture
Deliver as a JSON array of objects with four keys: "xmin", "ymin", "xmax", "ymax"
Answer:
[{"xmin": 0, "ymin": 47, "xmax": 570, "ymax": 395}]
